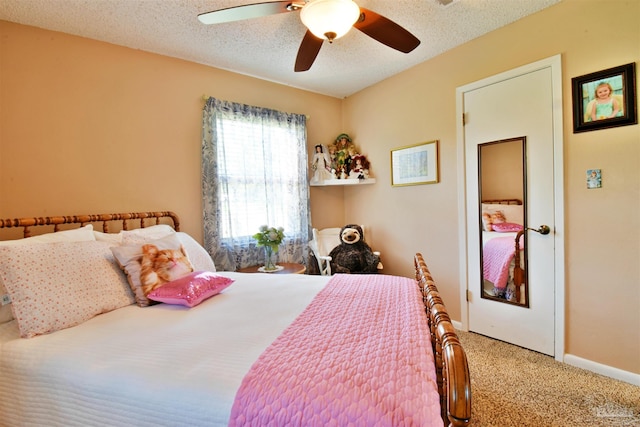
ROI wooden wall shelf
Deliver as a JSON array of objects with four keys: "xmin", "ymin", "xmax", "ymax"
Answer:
[{"xmin": 310, "ymin": 178, "xmax": 376, "ymax": 187}]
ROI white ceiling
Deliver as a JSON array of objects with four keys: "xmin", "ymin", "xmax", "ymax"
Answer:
[{"xmin": 0, "ymin": 0, "xmax": 560, "ymax": 98}]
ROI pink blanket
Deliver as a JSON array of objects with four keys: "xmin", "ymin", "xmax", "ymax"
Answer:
[
  {"xmin": 483, "ymin": 234, "xmax": 524, "ymax": 289},
  {"xmin": 229, "ymin": 274, "xmax": 442, "ymax": 427}
]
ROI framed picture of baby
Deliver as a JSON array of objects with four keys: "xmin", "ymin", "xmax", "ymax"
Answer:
[{"xmin": 571, "ymin": 62, "xmax": 637, "ymax": 133}]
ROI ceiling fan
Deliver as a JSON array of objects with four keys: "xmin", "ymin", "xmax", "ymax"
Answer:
[{"xmin": 198, "ymin": 0, "xmax": 421, "ymax": 72}]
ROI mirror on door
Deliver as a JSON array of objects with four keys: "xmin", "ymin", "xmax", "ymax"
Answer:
[{"xmin": 478, "ymin": 137, "xmax": 529, "ymax": 307}]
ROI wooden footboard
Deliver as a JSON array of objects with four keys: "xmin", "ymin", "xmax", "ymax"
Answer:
[
  {"xmin": 414, "ymin": 253, "xmax": 471, "ymax": 427},
  {"xmin": 0, "ymin": 211, "xmax": 180, "ymax": 238}
]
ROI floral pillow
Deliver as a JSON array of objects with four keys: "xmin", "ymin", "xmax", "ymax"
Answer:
[
  {"xmin": 0, "ymin": 225, "xmax": 96, "ymax": 324},
  {"xmin": 147, "ymin": 271, "xmax": 233, "ymax": 307},
  {"xmin": 0, "ymin": 240, "xmax": 135, "ymax": 338}
]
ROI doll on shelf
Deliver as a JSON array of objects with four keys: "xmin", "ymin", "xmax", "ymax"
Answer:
[
  {"xmin": 349, "ymin": 155, "xmax": 369, "ymax": 180},
  {"xmin": 327, "ymin": 142, "xmax": 338, "ymax": 172},
  {"xmin": 335, "ymin": 133, "xmax": 354, "ymax": 152},
  {"xmin": 334, "ymin": 133, "xmax": 355, "ymax": 179},
  {"xmin": 310, "ymin": 144, "xmax": 334, "ymax": 184}
]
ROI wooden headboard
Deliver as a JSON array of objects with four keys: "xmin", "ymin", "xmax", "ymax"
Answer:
[
  {"xmin": 481, "ymin": 198, "xmax": 522, "ymax": 205},
  {"xmin": 0, "ymin": 211, "xmax": 180, "ymax": 238}
]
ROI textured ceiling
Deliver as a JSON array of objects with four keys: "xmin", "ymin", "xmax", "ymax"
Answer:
[{"xmin": 0, "ymin": 0, "xmax": 560, "ymax": 98}]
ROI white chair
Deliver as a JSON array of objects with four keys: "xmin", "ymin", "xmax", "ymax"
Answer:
[{"xmin": 308, "ymin": 226, "xmax": 382, "ymax": 276}]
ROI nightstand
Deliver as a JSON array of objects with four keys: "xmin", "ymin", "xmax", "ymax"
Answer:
[{"xmin": 237, "ymin": 262, "xmax": 306, "ymax": 274}]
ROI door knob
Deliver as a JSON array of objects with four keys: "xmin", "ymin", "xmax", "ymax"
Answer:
[{"xmin": 528, "ymin": 225, "xmax": 550, "ymax": 235}]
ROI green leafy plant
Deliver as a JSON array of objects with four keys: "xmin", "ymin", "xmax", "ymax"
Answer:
[
  {"xmin": 252, "ymin": 225, "xmax": 285, "ymax": 252},
  {"xmin": 253, "ymin": 225, "xmax": 285, "ymax": 271}
]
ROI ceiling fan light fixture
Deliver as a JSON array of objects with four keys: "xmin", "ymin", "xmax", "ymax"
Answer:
[{"xmin": 300, "ymin": 0, "xmax": 360, "ymax": 42}]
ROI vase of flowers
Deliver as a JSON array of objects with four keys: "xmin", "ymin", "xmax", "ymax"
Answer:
[{"xmin": 253, "ymin": 225, "xmax": 285, "ymax": 271}]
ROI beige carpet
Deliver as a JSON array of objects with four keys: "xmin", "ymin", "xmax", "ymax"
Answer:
[{"xmin": 456, "ymin": 330, "xmax": 640, "ymax": 426}]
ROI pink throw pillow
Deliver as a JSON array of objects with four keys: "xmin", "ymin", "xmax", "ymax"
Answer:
[
  {"xmin": 491, "ymin": 222, "xmax": 523, "ymax": 233},
  {"xmin": 146, "ymin": 271, "xmax": 233, "ymax": 307}
]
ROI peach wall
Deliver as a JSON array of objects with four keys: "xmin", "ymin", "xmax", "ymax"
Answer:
[
  {"xmin": 0, "ymin": 20, "xmax": 344, "ymax": 241},
  {"xmin": 343, "ymin": 0, "xmax": 639, "ymax": 374},
  {"xmin": 480, "ymin": 141, "xmax": 524, "ymax": 201}
]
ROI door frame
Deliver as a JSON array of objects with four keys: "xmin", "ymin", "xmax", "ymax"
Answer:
[{"xmin": 455, "ymin": 55, "xmax": 565, "ymax": 362}]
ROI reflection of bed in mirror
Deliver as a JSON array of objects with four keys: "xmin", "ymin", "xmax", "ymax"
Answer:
[{"xmin": 481, "ymin": 199, "xmax": 526, "ymax": 304}]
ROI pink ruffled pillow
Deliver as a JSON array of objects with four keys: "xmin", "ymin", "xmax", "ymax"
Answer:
[
  {"xmin": 146, "ymin": 271, "xmax": 234, "ymax": 307},
  {"xmin": 491, "ymin": 222, "xmax": 523, "ymax": 233}
]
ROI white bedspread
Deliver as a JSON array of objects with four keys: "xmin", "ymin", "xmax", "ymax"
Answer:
[{"xmin": 0, "ymin": 272, "xmax": 329, "ymax": 427}]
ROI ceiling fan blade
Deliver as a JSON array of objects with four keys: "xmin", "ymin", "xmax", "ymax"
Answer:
[
  {"xmin": 295, "ymin": 30, "xmax": 324, "ymax": 72},
  {"xmin": 198, "ymin": 1, "xmax": 301, "ymax": 25},
  {"xmin": 353, "ymin": 8, "xmax": 420, "ymax": 53}
]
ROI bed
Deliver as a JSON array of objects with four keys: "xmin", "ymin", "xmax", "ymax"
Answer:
[
  {"xmin": 0, "ymin": 211, "xmax": 471, "ymax": 427},
  {"xmin": 480, "ymin": 199, "xmax": 526, "ymax": 304}
]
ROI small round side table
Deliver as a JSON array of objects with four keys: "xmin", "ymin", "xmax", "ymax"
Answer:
[{"xmin": 237, "ymin": 262, "xmax": 306, "ymax": 274}]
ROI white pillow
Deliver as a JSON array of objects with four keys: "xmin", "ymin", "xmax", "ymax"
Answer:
[
  {"xmin": 120, "ymin": 224, "xmax": 175, "ymax": 240},
  {"xmin": 0, "ymin": 240, "xmax": 135, "ymax": 338},
  {"xmin": 0, "ymin": 225, "xmax": 96, "ymax": 324},
  {"xmin": 93, "ymin": 231, "xmax": 123, "ymax": 244},
  {"xmin": 94, "ymin": 224, "xmax": 176, "ymax": 245},
  {"xmin": 121, "ymin": 231, "xmax": 216, "ymax": 272},
  {"xmin": 0, "ymin": 224, "xmax": 95, "ymax": 246},
  {"xmin": 482, "ymin": 203, "xmax": 524, "ymax": 225},
  {"xmin": 176, "ymin": 233, "xmax": 216, "ymax": 272}
]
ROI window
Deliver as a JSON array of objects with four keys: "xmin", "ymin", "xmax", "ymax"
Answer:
[
  {"xmin": 217, "ymin": 118, "xmax": 301, "ymax": 239},
  {"xmin": 202, "ymin": 98, "xmax": 310, "ymax": 271}
]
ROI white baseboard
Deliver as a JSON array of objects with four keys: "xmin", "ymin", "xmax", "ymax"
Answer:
[
  {"xmin": 449, "ymin": 324, "xmax": 638, "ymax": 385},
  {"xmin": 564, "ymin": 354, "xmax": 640, "ymax": 386}
]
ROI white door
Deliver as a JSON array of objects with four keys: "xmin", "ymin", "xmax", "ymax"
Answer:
[{"xmin": 457, "ymin": 56, "xmax": 564, "ymax": 356}]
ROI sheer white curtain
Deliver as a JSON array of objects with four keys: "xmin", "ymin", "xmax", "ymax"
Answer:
[{"xmin": 202, "ymin": 97, "xmax": 311, "ymax": 271}]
